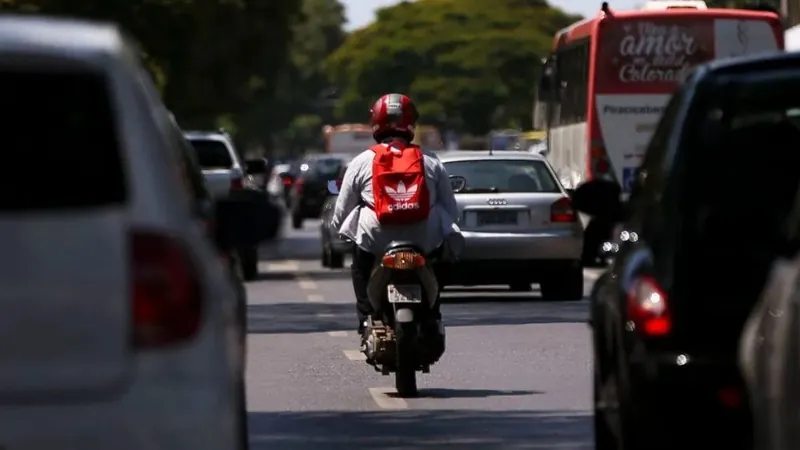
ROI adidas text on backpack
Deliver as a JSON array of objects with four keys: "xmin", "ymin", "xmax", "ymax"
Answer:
[{"xmin": 371, "ymin": 141, "xmax": 431, "ymax": 225}]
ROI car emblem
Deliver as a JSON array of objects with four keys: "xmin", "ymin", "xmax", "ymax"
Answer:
[{"xmin": 487, "ymin": 199, "xmax": 507, "ymax": 206}]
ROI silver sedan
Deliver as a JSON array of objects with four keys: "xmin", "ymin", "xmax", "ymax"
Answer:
[{"xmin": 437, "ymin": 151, "xmax": 583, "ymax": 300}]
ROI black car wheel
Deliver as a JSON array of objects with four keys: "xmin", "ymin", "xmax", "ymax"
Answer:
[
  {"xmin": 328, "ymin": 248, "xmax": 344, "ymax": 268},
  {"xmin": 292, "ymin": 213, "xmax": 303, "ymax": 229},
  {"xmin": 321, "ymin": 238, "xmax": 330, "ymax": 267},
  {"xmin": 239, "ymin": 246, "xmax": 258, "ymax": 281}
]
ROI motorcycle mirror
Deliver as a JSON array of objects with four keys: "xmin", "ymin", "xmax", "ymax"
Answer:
[
  {"xmin": 327, "ymin": 179, "xmax": 340, "ymax": 195},
  {"xmin": 449, "ymin": 175, "xmax": 466, "ymax": 193}
]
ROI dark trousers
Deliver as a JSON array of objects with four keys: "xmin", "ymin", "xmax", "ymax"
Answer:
[{"xmin": 351, "ymin": 245, "xmax": 442, "ymax": 331}]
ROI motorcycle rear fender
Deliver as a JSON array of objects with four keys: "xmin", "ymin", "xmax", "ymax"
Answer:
[{"xmin": 366, "ymin": 261, "xmax": 438, "ymax": 314}]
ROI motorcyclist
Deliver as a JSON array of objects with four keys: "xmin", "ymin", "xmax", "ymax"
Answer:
[{"xmin": 331, "ymin": 93, "xmax": 463, "ymax": 344}]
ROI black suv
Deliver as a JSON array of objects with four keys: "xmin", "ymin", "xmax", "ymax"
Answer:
[
  {"xmin": 575, "ymin": 51, "xmax": 800, "ymax": 449},
  {"xmin": 289, "ymin": 154, "xmax": 350, "ymax": 229}
]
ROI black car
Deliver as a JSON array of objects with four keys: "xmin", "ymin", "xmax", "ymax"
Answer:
[
  {"xmin": 289, "ymin": 154, "xmax": 349, "ymax": 229},
  {"xmin": 575, "ymin": 51, "xmax": 800, "ymax": 450},
  {"xmin": 319, "ymin": 164, "xmax": 352, "ymax": 268},
  {"xmin": 165, "ymin": 115, "xmax": 249, "ymax": 447}
]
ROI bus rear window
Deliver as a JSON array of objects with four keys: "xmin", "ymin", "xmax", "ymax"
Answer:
[{"xmin": 0, "ymin": 70, "xmax": 126, "ymax": 211}]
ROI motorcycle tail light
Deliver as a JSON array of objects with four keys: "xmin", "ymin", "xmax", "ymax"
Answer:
[{"xmin": 382, "ymin": 251, "xmax": 425, "ymax": 270}]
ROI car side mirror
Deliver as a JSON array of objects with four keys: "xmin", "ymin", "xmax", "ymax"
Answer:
[
  {"xmin": 449, "ymin": 175, "xmax": 466, "ymax": 193},
  {"xmin": 571, "ymin": 179, "xmax": 624, "ymax": 221}
]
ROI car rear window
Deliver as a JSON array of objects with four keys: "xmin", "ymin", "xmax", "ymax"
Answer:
[
  {"xmin": 1, "ymin": 69, "xmax": 126, "ymax": 211},
  {"xmin": 187, "ymin": 138, "xmax": 233, "ymax": 169},
  {"xmin": 310, "ymin": 158, "xmax": 344, "ymax": 178},
  {"xmin": 679, "ymin": 71, "xmax": 800, "ymax": 275},
  {"xmin": 443, "ymin": 159, "xmax": 560, "ymax": 193}
]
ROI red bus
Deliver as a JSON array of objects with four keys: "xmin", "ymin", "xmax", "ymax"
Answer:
[
  {"xmin": 535, "ymin": 0, "xmax": 782, "ymax": 192},
  {"xmin": 533, "ymin": 0, "xmax": 783, "ymax": 263}
]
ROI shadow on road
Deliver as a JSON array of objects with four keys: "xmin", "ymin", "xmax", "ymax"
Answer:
[
  {"xmin": 248, "ymin": 301, "xmax": 588, "ymax": 334},
  {"xmin": 253, "ymin": 269, "xmax": 351, "ymax": 282},
  {"xmin": 248, "ymin": 409, "xmax": 593, "ymax": 449},
  {"xmin": 410, "ymin": 388, "xmax": 542, "ymax": 399}
]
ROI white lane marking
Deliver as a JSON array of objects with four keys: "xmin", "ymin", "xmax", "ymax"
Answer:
[
  {"xmin": 307, "ymin": 294, "xmax": 324, "ymax": 302},
  {"xmin": 584, "ymin": 268, "xmax": 606, "ymax": 282},
  {"xmin": 327, "ymin": 331, "xmax": 348, "ymax": 337},
  {"xmin": 316, "ymin": 313, "xmax": 336, "ymax": 318},
  {"xmin": 343, "ymin": 350, "xmax": 366, "ymax": 361},
  {"xmin": 264, "ymin": 260, "xmax": 300, "ymax": 272},
  {"xmin": 369, "ymin": 387, "xmax": 408, "ymax": 409},
  {"xmin": 297, "ymin": 276, "xmax": 317, "ymax": 290}
]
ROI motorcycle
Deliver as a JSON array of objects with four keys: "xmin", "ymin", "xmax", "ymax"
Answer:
[
  {"xmin": 363, "ymin": 241, "xmax": 445, "ymax": 397},
  {"xmin": 327, "ymin": 176, "xmax": 465, "ymax": 397}
]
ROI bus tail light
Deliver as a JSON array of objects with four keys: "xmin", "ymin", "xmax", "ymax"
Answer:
[{"xmin": 591, "ymin": 145, "xmax": 612, "ymax": 178}]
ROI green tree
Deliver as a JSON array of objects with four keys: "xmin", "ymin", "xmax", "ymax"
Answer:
[
  {"xmin": 0, "ymin": 0, "xmax": 301, "ymax": 132},
  {"xmin": 268, "ymin": 0, "xmax": 347, "ymax": 153},
  {"xmin": 325, "ymin": 0, "xmax": 580, "ymax": 134}
]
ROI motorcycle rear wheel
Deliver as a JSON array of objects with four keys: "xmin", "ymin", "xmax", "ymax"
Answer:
[{"xmin": 394, "ymin": 321, "xmax": 418, "ymax": 397}]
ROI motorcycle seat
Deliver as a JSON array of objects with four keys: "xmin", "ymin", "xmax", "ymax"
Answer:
[{"xmin": 384, "ymin": 240, "xmax": 425, "ymax": 255}]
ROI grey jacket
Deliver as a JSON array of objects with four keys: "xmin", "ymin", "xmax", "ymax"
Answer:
[{"xmin": 332, "ymin": 143, "xmax": 464, "ymax": 256}]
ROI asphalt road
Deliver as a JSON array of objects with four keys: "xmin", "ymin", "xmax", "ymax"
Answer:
[{"xmin": 246, "ymin": 219, "xmax": 602, "ymax": 449}]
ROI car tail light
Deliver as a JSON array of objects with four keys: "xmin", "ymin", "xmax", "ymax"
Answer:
[
  {"xmin": 382, "ymin": 251, "xmax": 425, "ymax": 270},
  {"xmin": 626, "ymin": 275, "xmax": 671, "ymax": 337},
  {"xmin": 550, "ymin": 197, "xmax": 576, "ymax": 222},
  {"xmin": 294, "ymin": 178, "xmax": 304, "ymax": 194},
  {"xmin": 282, "ymin": 176, "xmax": 293, "ymax": 186},
  {"xmin": 132, "ymin": 231, "xmax": 202, "ymax": 349}
]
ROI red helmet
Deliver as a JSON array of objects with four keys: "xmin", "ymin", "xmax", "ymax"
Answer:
[{"xmin": 369, "ymin": 93, "xmax": 418, "ymax": 141}]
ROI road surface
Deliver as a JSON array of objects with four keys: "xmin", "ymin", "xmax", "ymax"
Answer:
[{"xmin": 246, "ymin": 219, "xmax": 599, "ymax": 449}]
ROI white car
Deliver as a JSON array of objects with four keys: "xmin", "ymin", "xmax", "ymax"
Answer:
[
  {"xmin": 184, "ymin": 129, "xmax": 250, "ymax": 198},
  {"xmin": 0, "ymin": 16, "xmax": 245, "ymax": 449}
]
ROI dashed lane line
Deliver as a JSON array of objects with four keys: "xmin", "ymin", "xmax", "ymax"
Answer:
[
  {"xmin": 327, "ymin": 331, "xmax": 348, "ymax": 337},
  {"xmin": 368, "ymin": 387, "xmax": 408, "ymax": 410},
  {"xmin": 263, "ymin": 260, "xmax": 300, "ymax": 272},
  {"xmin": 297, "ymin": 275, "xmax": 317, "ymax": 290},
  {"xmin": 315, "ymin": 313, "xmax": 336, "ymax": 318},
  {"xmin": 343, "ymin": 350, "xmax": 366, "ymax": 361},
  {"xmin": 306, "ymin": 294, "xmax": 324, "ymax": 302}
]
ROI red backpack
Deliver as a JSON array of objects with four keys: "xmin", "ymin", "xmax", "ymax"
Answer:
[{"xmin": 370, "ymin": 141, "xmax": 431, "ymax": 225}]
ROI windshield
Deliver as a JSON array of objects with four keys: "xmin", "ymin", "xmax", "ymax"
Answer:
[
  {"xmin": 443, "ymin": 159, "xmax": 560, "ymax": 193},
  {"xmin": 187, "ymin": 138, "xmax": 233, "ymax": 169}
]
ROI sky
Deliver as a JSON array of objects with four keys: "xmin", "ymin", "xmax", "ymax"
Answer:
[{"xmin": 341, "ymin": 0, "xmax": 640, "ymax": 31}]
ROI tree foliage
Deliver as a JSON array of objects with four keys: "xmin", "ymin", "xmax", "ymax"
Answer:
[
  {"xmin": 325, "ymin": 0, "xmax": 581, "ymax": 134},
  {"xmin": 0, "ymin": 0, "xmax": 301, "ymax": 134},
  {"xmin": 270, "ymin": 0, "xmax": 347, "ymax": 153}
]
